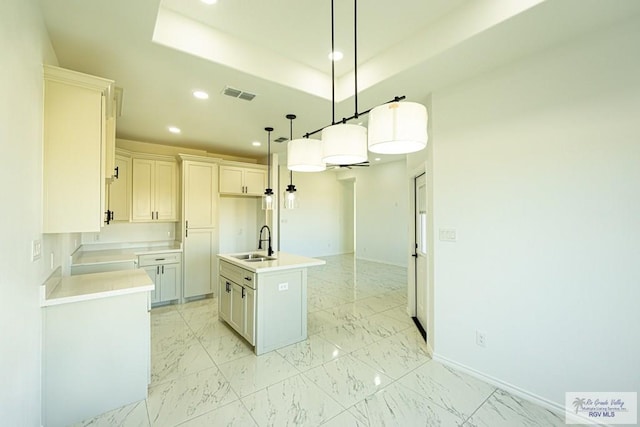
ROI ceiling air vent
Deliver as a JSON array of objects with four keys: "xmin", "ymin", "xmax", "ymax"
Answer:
[
  {"xmin": 274, "ymin": 137, "xmax": 288, "ymax": 143},
  {"xmin": 222, "ymin": 85, "xmax": 256, "ymax": 101}
]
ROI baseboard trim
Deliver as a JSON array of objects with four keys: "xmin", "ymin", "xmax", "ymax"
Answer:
[{"xmin": 432, "ymin": 353, "xmax": 572, "ymax": 422}]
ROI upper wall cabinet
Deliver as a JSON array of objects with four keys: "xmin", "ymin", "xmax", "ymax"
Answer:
[
  {"xmin": 219, "ymin": 163, "xmax": 267, "ymax": 196},
  {"xmin": 131, "ymin": 155, "xmax": 178, "ymax": 222},
  {"xmin": 43, "ymin": 65, "xmax": 114, "ymax": 233},
  {"xmin": 107, "ymin": 151, "xmax": 131, "ymax": 223}
]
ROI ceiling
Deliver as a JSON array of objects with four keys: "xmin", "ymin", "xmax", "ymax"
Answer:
[{"xmin": 40, "ymin": 0, "xmax": 640, "ymax": 161}]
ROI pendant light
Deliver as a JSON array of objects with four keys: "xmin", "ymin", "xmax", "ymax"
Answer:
[
  {"xmin": 284, "ymin": 114, "xmax": 299, "ymax": 209},
  {"xmin": 262, "ymin": 126, "xmax": 275, "ymax": 210},
  {"xmin": 368, "ymin": 101, "xmax": 428, "ymax": 154},
  {"xmin": 321, "ymin": 0, "xmax": 367, "ymax": 165},
  {"xmin": 288, "ymin": 109, "xmax": 326, "ymax": 172}
]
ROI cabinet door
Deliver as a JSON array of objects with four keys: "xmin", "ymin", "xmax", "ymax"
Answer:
[
  {"xmin": 160, "ymin": 263, "xmax": 181, "ymax": 302},
  {"xmin": 154, "ymin": 160, "xmax": 177, "ymax": 221},
  {"xmin": 142, "ymin": 265, "xmax": 159, "ymax": 304},
  {"xmin": 219, "ymin": 166, "xmax": 244, "ymax": 194},
  {"xmin": 183, "ymin": 228, "xmax": 216, "ymax": 298},
  {"xmin": 230, "ymin": 283, "xmax": 244, "ymax": 332},
  {"xmin": 184, "ymin": 161, "xmax": 217, "ymax": 228},
  {"xmin": 110, "ymin": 155, "xmax": 131, "ymax": 222},
  {"xmin": 219, "ymin": 277, "xmax": 231, "ymax": 322},
  {"xmin": 244, "ymin": 169, "xmax": 266, "ymax": 196},
  {"xmin": 104, "ymin": 115, "xmax": 116, "ymax": 180},
  {"xmin": 131, "ymin": 158, "xmax": 154, "ymax": 221},
  {"xmin": 243, "ymin": 286, "xmax": 255, "ymax": 345},
  {"xmin": 43, "ymin": 79, "xmax": 103, "ymax": 232}
]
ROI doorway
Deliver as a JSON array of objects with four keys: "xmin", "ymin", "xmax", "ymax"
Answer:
[
  {"xmin": 413, "ymin": 172, "xmax": 428, "ymax": 340},
  {"xmin": 340, "ymin": 178, "xmax": 356, "ymax": 254}
]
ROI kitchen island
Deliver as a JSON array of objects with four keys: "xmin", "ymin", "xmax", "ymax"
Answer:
[
  {"xmin": 41, "ymin": 268, "xmax": 153, "ymax": 427},
  {"xmin": 218, "ymin": 251, "xmax": 325, "ymax": 355}
]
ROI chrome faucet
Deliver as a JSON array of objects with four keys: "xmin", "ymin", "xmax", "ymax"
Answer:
[{"xmin": 258, "ymin": 225, "xmax": 273, "ymax": 256}]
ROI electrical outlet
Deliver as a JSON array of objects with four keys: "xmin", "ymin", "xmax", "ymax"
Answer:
[
  {"xmin": 476, "ymin": 330, "xmax": 487, "ymax": 348},
  {"xmin": 31, "ymin": 239, "xmax": 42, "ymax": 261},
  {"xmin": 278, "ymin": 282, "xmax": 288, "ymax": 291},
  {"xmin": 439, "ymin": 228, "xmax": 457, "ymax": 242}
]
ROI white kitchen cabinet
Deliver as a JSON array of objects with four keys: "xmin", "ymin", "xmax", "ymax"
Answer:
[
  {"xmin": 183, "ymin": 228, "xmax": 217, "ymax": 299},
  {"xmin": 43, "ymin": 291, "xmax": 149, "ymax": 426},
  {"xmin": 103, "ymin": 98, "xmax": 116, "ymax": 181},
  {"xmin": 219, "ymin": 277, "xmax": 231, "ymax": 321},
  {"xmin": 181, "ymin": 156, "xmax": 219, "ymax": 300},
  {"xmin": 219, "ymin": 260, "xmax": 256, "ymax": 345},
  {"xmin": 183, "ymin": 159, "xmax": 218, "ymax": 228},
  {"xmin": 43, "ymin": 65, "xmax": 114, "ymax": 233},
  {"xmin": 139, "ymin": 253, "xmax": 182, "ymax": 305},
  {"xmin": 219, "ymin": 164, "xmax": 266, "ymax": 196},
  {"xmin": 106, "ymin": 153, "xmax": 131, "ymax": 222},
  {"xmin": 131, "ymin": 156, "xmax": 178, "ymax": 222}
]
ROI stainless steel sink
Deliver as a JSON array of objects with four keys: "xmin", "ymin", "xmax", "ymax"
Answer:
[
  {"xmin": 244, "ymin": 256, "xmax": 276, "ymax": 263},
  {"xmin": 232, "ymin": 253, "xmax": 276, "ymax": 262}
]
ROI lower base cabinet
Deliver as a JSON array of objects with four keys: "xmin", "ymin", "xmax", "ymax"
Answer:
[
  {"xmin": 43, "ymin": 292, "xmax": 150, "ymax": 427},
  {"xmin": 219, "ymin": 275, "xmax": 255, "ymax": 345},
  {"xmin": 138, "ymin": 253, "xmax": 181, "ymax": 305}
]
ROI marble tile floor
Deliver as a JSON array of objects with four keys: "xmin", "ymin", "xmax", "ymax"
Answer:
[{"xmin": 75, "ymin": 254, "xmax": 566, "ymax": 427}]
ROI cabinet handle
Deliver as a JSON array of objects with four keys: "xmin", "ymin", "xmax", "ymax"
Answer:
[
  {"xmin": 155, "ymin": 258, "xmax": 165, "ymax": 261},
  {"xmin": 114, "ymin": 166, "xmax": 119, "ymax": 179},
  {"xmin": 225, "ymin": 282, "xmax": 231, "ymax": 293},
  {"xmin": 162, "ymin": 265, "xmax": 164, "ymax": 274},
  {"xmin": 241, "ymin": 287, "xmax": 246, "ymax": 298},
  {"xmin": 156, "ymin": 266, "xmax": 159, "ymax": 274},
  {"xmin": 244, "ymin": 276, "xmax": 252, "ymax": 281},
  {"xmin": 185, "ymin": 220, "xmax": 188, "ymax": 238}
]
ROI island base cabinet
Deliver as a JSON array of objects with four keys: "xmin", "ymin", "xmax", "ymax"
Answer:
[
  {"xmin": 255, "ymin": 269, "xmax": 307, "ymax": 355},
  {"xmin": 43, "ymin": 292, "xmax": 150, "ymax": 427},
  {"xmin": 219, "ymin": 275, "xmax": 255, "ymax": 345}
]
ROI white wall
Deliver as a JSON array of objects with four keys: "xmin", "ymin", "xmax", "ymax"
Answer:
[
  {"xmin": 340, "ymin": 161, "xmax": 409, "ymax": 267},
  {"xmin": 430, "ymin": 16, "xmax": 640, "ymax": 409},
  {"xmin": 0, "ymin": 0, "xmax": 59, "ymax": 424},
  {"xmin": 279, "ymin": 167, "xmax": 350, "ymax": 257},
  {"xmin": 219, "ymin": 197, "xmax": 263, "ymax": 253},
  {"xmin": 81, "ymin": 222, "xmax": 177, "ymax": 246}
]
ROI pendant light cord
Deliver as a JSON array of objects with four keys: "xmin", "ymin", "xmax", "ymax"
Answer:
[
  {"xmin": 265, "ymin": 127, "xmax": 273, "ymax": 190},
  {"xmin": 289, "ymin": 118, "xmax": 294, "ymax": 186},
  {"xmin": 353, "ymin": 0, "xmax": 358, "ymax": 119},
  {"xmin": 331, "ymin": 0, "xmax": 336, "ymax": 125}
]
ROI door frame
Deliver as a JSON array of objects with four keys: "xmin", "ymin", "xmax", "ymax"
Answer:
[{"xmin": 411, "ymin": 172, "xmax": 428, "ymax": 342}]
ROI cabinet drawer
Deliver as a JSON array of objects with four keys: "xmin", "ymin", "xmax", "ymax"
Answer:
[
  {"xmin": 138, "ymin": 253, "xmax": 181, "ymax": 267},
  {"xmin": 220, "ymin": 261, "xmax": 255, "ymax": 289}
]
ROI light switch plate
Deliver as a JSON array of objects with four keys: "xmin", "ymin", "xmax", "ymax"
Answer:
[{"xmin": 31, "ymin": 239, "xmax": 42, "ymax": 261}]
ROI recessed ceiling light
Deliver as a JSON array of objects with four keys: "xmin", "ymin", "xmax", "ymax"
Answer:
[
  {"xmin": 328, "ymin": 51, "xmax": 343, "ymax": 61},
  {"xmin": 168, "ymin": 126, "xmax": 181, "ymax": 134},
  {"xmin": 374, "ymin": 157, "xmax": 381, "ymax": 161},
  {"xmin": 201, "ymin": 0, "xmax": 218, "ymax": 5},
  {"xmin": 193, "ymin": 90, "xmax": 209, "ymax": 100},
  {"xmin": 252, "ymin": 141, "xmax": 261, "ymax": 147}
]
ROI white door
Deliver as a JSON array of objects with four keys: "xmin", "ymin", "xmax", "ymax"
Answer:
[{"xmin": 414, "ymin": 173, "xmax": 428, "ymax": 336}]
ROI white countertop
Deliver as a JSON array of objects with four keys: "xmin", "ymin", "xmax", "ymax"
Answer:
[
  {"xmin": 218, "ymin": 251, "xmax": 325, "ymax": 273},
  {"xmin": 41, "ymin": 268, "xmax": 154, "ymax": 307},
  {"xmin": 72, "ymin": 243, "xmax": 182, "ymax": 266}
]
